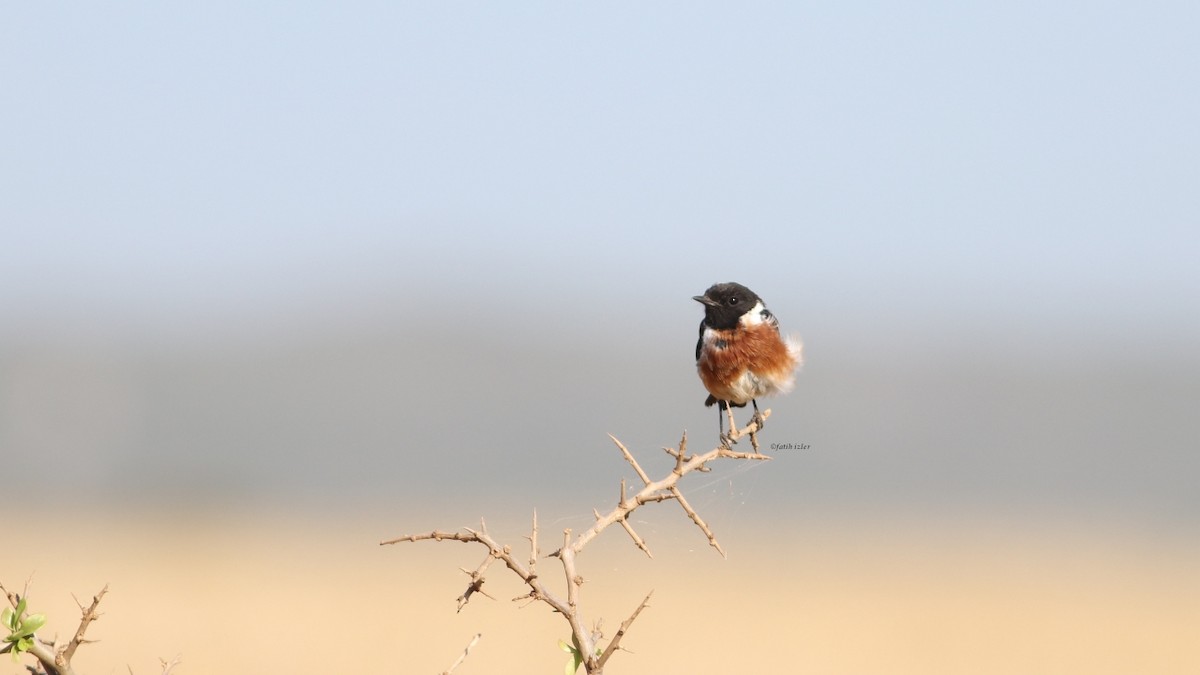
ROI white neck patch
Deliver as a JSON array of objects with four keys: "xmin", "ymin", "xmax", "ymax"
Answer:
[{"xmin": 738, "ymin": 300, "xmax": 768, "ymax": 327}]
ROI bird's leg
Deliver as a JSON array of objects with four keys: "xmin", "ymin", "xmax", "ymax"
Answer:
[
  {"xmin": 749, "ymin": 399, "xmax": 764, "ymax": 453},
  {"xmin": 750, "ymin": 399, "xmax": 766, "ymax": 428},
  {"xmin": 718, "ymin": 401, "xmax": 735, "ymax": 449},
  {"xmin": 721, "ymin": 401, "xmax": 739, "ymax": 448}
]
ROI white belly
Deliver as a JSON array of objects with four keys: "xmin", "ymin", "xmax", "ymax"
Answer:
[{"xmin": 726, "ymin": 368, "xmax": 794, "ymax": 404}]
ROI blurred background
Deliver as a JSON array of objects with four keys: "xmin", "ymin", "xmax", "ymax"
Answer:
[{"xmin": 2, "ymin": 3, "xmax": 1196, "ymax": 673}]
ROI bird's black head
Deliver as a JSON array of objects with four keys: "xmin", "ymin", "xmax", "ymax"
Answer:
[{"xmin": 693, "ymin": 282, "xmax": 762, "ymax": 330}]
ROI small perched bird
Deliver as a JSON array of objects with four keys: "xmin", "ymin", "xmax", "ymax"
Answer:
[{"xmin": 694, "ymin": 282, "xmax": 802, "ymax": 443}]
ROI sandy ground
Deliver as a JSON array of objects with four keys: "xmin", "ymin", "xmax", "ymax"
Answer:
[{"xmin": 3, "ymin": 509, "xmax": 1196, "ymax": 675}]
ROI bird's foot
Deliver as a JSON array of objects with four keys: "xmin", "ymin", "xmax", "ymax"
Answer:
[
  {"xmin": 719, "ymin": 431, "xmax": 736, "ymax": 450},
  {"xmin": 749, "ymin": 429, "xmax": 761, "ymax": 454}
]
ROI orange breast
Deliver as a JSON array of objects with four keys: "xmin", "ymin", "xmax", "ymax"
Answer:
[{"xmin": 697, "ymin": 323, "xmax": 798, "ymax": 403}]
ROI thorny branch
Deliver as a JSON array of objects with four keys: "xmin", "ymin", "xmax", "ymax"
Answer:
[
  {"xmin": 596, "ymin": 592, "xmax": 652, "ymax": 669},
  {"xmin": 159, "ymin": 655, "xmax": 183, "ymax": 675},
  {"xmin": 65, "ymin": 588, "xmax": 107, "ymax": 662},
  {"xmin": 135, "ymin": 655, "xmax": 182, "ymax": 675},
  {"xmin": 441, "ymin": 633, "xmax": 481, "ymax": 675},
  {"xmin": 1, "ymin": 581, "xmax": 109, "ymax": 675},
  {"xmin": 455, "ymin": 555, "xmax": 497, "ymax": 613},
  {"xmin": 382, "ymin": 409, "xmax": 774, "ymax": 674}
]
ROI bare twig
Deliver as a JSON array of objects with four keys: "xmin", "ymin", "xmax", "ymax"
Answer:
[
  {"xmin": 64, "ymin": 585, "xmax": 108, "ymax": 661},
  {"xmin": 596, "ymin": 591, "xmax": 652, "ymax": 668},
  {"xmin": 158, "ymin": 654, "xmax": 182, "ymax": 675},
  {"xmin": 456, "ymin": 555, "xmax": 496, "ymax": 613},
  {"xmin": 525, "ymin": 510, "xmax": 539, "ymax": 577},
  {"xmin": 617, "ymin": 519, "xmax": 652, "ymax": 559},
  {"xmin": 568, "ymin": 416, "xmax": 771, "ymax": 558},
  {"xmin": 0, "ymin": 583, "xmax": 18, "ymax": 612},
  {"xmin": 669, "ymin": 485, "xmax": 725, "ymax": 556},
  {"xmin": 441, "ymin": 633, "xmax": 482, "ymax": 675},
  {"xmin": 384, "ymin": 529, "xmax": 567, "ymax": 611},
  {"xmin": 611, "ymin": 434, "xmax": 652, "ymax": 486},
  {"xmin": 382, "ymin": 531, "xmax": 482, "ymax": 545},
  {"xmin": 384, "ymin": 409, "xmax": 776, "ymax": 674}
]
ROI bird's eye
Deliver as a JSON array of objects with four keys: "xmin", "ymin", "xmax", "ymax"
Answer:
[{"xmin": 728, "ymin": 297, "xmax": 739, "ymax": 305}]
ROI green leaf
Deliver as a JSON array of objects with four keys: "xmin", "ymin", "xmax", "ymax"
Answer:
[
  {"xmin": 559, "ymin": 638, "xmax": 584, "ymax": 675},
  {"xmin": 1, "ymin": 608, "xmax": 13, "ymax": 631},
  {"xmin": 21, "ymin": 613, "xmax": 46, "ymax": 634}
]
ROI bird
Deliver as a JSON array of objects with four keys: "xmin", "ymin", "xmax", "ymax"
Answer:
[{"xmin": 693, "ymin": 282, "xmax": 802, "ymax": 446}]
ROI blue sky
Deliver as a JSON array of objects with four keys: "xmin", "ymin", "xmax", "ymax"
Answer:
[{"xmin": 4, "ymin": 2, "xmax": 1196, "ymax": 339}]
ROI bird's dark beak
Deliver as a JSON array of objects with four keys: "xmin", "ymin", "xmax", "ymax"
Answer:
[{"xmin": 693, "ymin": 295, "xmax": 720, "ymax": 308}]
